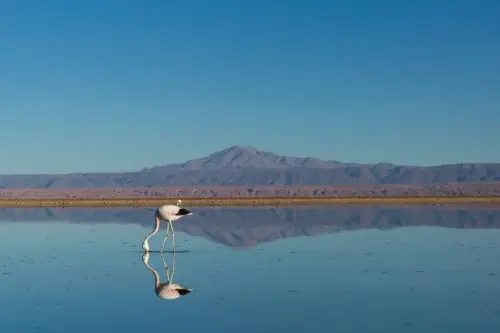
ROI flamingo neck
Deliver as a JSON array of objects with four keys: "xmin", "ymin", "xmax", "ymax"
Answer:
[
  {"xmin": 142, "ymin": 254, "xmax": 161, "ymax": 290},
  {"xmin": 143, "ymin": 216, "xmax": 161, "ymax": 249}
]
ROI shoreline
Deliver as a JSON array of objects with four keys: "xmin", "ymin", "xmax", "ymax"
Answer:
[{"xmin": 1, "ymin": 196, "xmax": 500, "ymax": 207}]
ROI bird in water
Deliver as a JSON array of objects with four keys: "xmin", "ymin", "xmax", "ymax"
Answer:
[
  {"xmin": 142, "ymin": 200, "xmax": 193, "ymax": 253},
  {"xmin": 142, "ymin": 251, "xmax": 192, "ymax": 300}
]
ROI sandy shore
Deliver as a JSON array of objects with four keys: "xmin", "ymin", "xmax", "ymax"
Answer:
[{"xmin": 0, "ymin": 196, "xmax": 500, "ymax": 207}]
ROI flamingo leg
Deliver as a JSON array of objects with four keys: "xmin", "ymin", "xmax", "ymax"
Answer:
[
  {"xmin": 160, "ymin": 252, "xmax": 170, "ymax": 282},
  {"xmin": 160, "ymin": 224, "xmax": 170, "ymax": 253},
  {"xmin": 169, "ymin": 221, "xmax": 176, "ymax": 251},
  {"xmin": 170, "ymin": 248, "xmax": 176, "ymax": 281}
]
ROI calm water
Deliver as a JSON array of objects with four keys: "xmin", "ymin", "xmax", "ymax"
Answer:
[{"xmin": 1, "ymin": 205, "xmax": 500, "ymax": 333}]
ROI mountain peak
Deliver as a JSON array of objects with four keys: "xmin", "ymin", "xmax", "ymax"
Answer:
[
  {"xmin": 177, "ymin": 145, "xmax": 340, "ymax": 170},
  {"xmin": 219, "ymin": 145, "xmax": 260, "ymax": 154}
]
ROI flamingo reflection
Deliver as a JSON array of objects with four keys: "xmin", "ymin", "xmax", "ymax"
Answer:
[{"xmin": 142, "ymin": 251, "xmax": 192, "ymax": 300}]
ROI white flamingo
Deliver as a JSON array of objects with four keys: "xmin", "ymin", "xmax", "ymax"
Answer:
[
  {"xmin": 142, "ymin": 251, "xmax": 192, "ymax": 300},
  {"xmin": 142, "ymin": 199, "xmax": 193, "ymax": 253}
]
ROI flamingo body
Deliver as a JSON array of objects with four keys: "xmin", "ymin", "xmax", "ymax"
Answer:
[
  {"xmin": 156, "ymin": 204, "xmax": 192, "ymax": 222},
  {"xmin": 157, "ymin": 283, "xmax": 192, "ymax": 300}
]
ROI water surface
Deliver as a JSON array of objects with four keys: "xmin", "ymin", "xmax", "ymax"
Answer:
[{"xmin": 1, "ymin": 205, "xmax": 499, "ymax": 333}]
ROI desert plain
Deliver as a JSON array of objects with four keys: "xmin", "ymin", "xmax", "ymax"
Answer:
[{"xmin": 1, "ymin": 183, "xmax": 499, "ymax": 207}]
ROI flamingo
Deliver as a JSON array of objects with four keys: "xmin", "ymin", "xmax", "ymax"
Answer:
[
  {"xmin": 142, "ymin": 199, "xmax": 193, "ymax": 253},
  {"xmin": 142, "ymin": 251, "xmax": 192, "ymax": 300}
]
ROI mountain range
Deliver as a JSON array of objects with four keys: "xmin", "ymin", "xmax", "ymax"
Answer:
[{"xmin": 1, "ymin": 145, "xmax": 500, "ymax": 189}]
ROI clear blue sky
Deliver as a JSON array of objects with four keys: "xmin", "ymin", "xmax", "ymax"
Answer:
[{"xmin": 0, "ymin": 0, "xmax": 498, "ymax": 174}]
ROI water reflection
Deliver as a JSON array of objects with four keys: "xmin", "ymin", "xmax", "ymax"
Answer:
[
  {"xmin": 0, "ymin": 206, "xmax": 499, "ymax": 333},
  {"xmin": 142, "ymin": 251, "xmax": 192, "ymax": 300},
  {"xmin": 1, "ymin": 205, "xmax": 500, "ymax": 248}
]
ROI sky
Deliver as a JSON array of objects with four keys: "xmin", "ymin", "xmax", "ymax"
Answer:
[{"xmin": 0, "ymin": 0, "xmax": 499, "ymax": 174}]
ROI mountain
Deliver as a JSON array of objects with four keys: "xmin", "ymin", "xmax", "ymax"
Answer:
[
  {"xmin": 0, "ymin": 145, "xmax": 500, "ymax": 189},
  {"xmin": 1, "ymin": 206, "xmax": 499, "ymax": 248}
]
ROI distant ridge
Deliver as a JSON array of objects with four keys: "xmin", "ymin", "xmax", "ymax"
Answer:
[{"xmin": 0, "ymin": 145, "xmax": 499, "ymax": 189}]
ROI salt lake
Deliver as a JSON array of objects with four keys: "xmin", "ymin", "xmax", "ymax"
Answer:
[{"xmin": 0, "ymin": 205, "xmax": 499, "ymax": 333}]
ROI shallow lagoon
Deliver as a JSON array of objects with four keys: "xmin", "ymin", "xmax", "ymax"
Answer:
[{"xmin": 1, "ymin": 205, "xmax": 500, "ymax": 333}]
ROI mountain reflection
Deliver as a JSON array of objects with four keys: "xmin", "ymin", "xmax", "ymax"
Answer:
[{"xmin": 1, "ymin": 205, "xmax": 500, "ymax": 247}]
